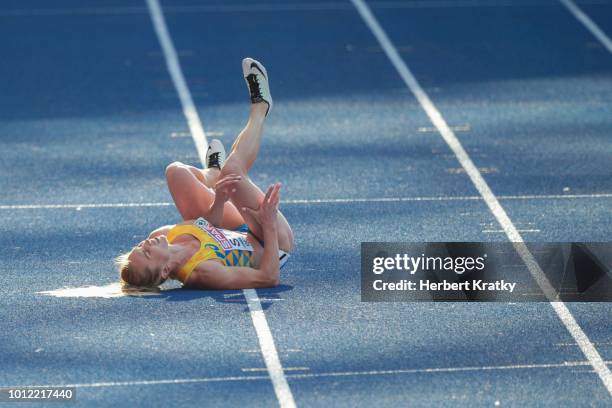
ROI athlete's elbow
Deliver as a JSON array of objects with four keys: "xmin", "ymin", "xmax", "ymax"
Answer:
[
  {"xmin": 268, "ymin": 268, "xmax": 280, "ymax": 287},
  {"xmin": 263, "ymin": 279, "xmax": 279, "ymax": 288},
  {"xmin": 254, "ymin": 271, "xmax": 279, "ymax": 288},
  {"xmin": 259, "ymin": 277, "xmax": 279, "ymax": 288}
]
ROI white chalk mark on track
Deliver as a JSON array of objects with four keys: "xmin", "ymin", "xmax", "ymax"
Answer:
[
  {"xmin": 242, "ymin": 289, "xmax": 297, "ymax": 407},
  {"xmin": 561, "ymin": 0, "xmax": 612, "ymax": 54},
  {"xmin": 145, "ymin": 1, "xmax": 296, "ymax": 407},
  {"xmin": 351, "ymin": 0, "xmax": 612, "ymax": 395},
  {"xmin": 242, "ymin": 367, "xmax": 309, "ymax": 373},
  {"xmin": 146, "ymin": 0, "xmax": 208, "ymax": 163},
  {"xmin": 0, "ymin": 202, "xmax": 174, "ymax": 210},
  {"xmin": 4, "ymin": 361, "xmax": 611, "ymax": 389},
  {"xmin": 2, "ymin": 192, "xmax": 612, "ymax": 210},
  {"xmin": 482, "ymin": 229, "xmax": 541, "ymax": 233}
]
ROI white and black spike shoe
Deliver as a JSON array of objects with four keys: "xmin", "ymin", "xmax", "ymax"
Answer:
[
  {"xmin": 206, "ymin": 139, "xmax": 226, "ymax": 170},
  {"xmin": 242, "ymin": 57, "xmax": 273, "ymax": 116}
]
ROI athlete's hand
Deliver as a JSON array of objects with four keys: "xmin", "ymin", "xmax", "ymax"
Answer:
[
  {"xmin": 214, "ymin": 174, "xmax": 241, "ymax": 204},
  {"xmin": 242, "ymin": 183, "xmax": 281, "ymax": 228}
]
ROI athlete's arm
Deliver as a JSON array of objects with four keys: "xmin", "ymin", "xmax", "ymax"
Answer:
[
  {"xmin": 183, "ymin": 260, "xmax": 279, "ymax": 289},
  {"xmin": 241, "ymin": 183, "xmax": 281, "ymax": 279},
  {"xmin": 206, "ymin": 174, "xmax": 241, "ymax": 227},
  {"xmin": 184, "ymin": 183, "xmax": 283, "ymax": 290}
]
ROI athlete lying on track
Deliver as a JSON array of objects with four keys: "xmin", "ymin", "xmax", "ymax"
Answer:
[{"xmin": 115, "ymin": 58, "xmax": 293, "ymax": 290}]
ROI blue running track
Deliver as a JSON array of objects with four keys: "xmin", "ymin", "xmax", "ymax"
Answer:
[{"xmin": 0, "ymin": 1, "xmax": 611, "ymax": 406}]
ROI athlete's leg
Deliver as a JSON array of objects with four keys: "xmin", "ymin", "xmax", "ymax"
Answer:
[
  {"xmin": 220, "ymin": 104, "xmax": 294, "ymax": 252},
  {"xmin": 165, "ymin": 161, "xmax": 244, "ymax": 229},
  {"xmin": 178, "ymin": 165, "xmax": 218, "ymax": 189},
  {"xmin": 175, "ymin": 138, "xmax": 227, "ymax": 190},
  {"xmin": 228, "ymin": 106, "xmax": 266, "ymax": 172}
]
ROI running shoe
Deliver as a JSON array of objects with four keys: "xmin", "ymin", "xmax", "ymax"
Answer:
[
  {"xmin": 206, "ymin": 139, "xmax": 226, "ymax": 170},
  {"xmin": 242, "ymin": 57, "xmax": 273, "ymax": 116}
]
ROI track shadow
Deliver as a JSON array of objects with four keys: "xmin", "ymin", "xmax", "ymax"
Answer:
[{"xmin": 141, "ymin": 284, "xmax": 294, "ymax": 311}]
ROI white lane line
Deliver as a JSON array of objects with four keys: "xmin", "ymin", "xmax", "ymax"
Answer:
[
  {"xmin": 482, "ymin": 229, "xmax": 541, "ymax": 233},
  {"xmin": 243, "ymin": 289, "xmax": 297, "ymax": 407},
  {"xmin": 277, "ymin": 192, "xmax": 612, "ymax": 203},
  {"xmin": 418, "ymin": 124, "xmax": 471, "ymax": 133},
  {"xmin": 242, "ymin": 367, "xmax": 309, "ymax": 373},
  {"xmin": 6, "ymin": 360, "xmax": 611, "ymax": 389},
  {"xmin": 241, "ymin": 349, "xmax": 303, "ymax": 353},
  {"xmin": 145, "ymin": 1, "xmax": 296, "ymax": 407},
  {"xmin": 7, "ymin": 375, "xmax": 271, "ymax": 389},
  {"xmin": 146, "ymin": 0, "xmax": 208, "ymax": 163},
  {"xmin": 556, "ymin": 342, "xmax": 612, "ymax": 347},
  {"xmin": 2, "ymin": 192, "xmax": 612, "ymax": 210},
  {"xmin": 351, "ymin": 0, "xmax": 612, "ymax": 395},
  {"xmin": 0, "ymin": 202, "xmax": 174, "ymax": 210},
  {"xmin": 286, "ymin": 361, "xmax": 604, "ymax": 379},
  {"xmin": 561, "ymin": 0, "xmax": 612, "ymax": 54}
]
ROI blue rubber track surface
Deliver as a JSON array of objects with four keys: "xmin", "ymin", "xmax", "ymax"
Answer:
[{"xmin": 0, "ymin": 1, "xmax": 611, "ymax": 407}]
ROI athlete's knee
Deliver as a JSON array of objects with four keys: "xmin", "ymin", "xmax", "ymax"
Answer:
[
  {"xmin": 165, "ymin": 161, "xmax": 187, "ymax": 180},
  {"xmin": 220, "ymin": 156, "xmax": 247, "ymax": 178},
  {"xmin": 278, "ymin": 222, "xmax": 295, "ymax": 253}
]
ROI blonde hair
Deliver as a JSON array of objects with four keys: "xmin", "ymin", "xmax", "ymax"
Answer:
[{"xmin": 114, "ymin": 250, "xmax": 160, "ymax": 288}]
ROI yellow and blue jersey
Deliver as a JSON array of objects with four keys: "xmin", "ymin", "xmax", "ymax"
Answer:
[{"xmin": 167, "ymin": 218, "xmax": 255, "ymax": 283}]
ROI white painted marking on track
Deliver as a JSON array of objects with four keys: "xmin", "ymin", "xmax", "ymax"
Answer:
[
  {"xmin": 447, "ymin": 166, "xmax": 499, "ymax": 174},
  {"xmin": 145, "ymin": 2, "xmax": 296, "ymax": 406},
  {"xmin": 242, "ymin": 367, "xmax": 309, "ymax": 373},
  {"xmin": 243, "ymin": 289, "xmax": 297, "ymax": 408},
  {"xmin": 241, "ymin": 349, "xmax": 302, "ymax": 354},
  {"xmin": 556, "ymin": 342, "xmax": 612, "ymax": 347},
  {"xmin": 146, "ymin": 0, "xmax": 208, "ymax": 163},
  {"xmin": 2, "ymin": 192, "xmax": 612, "ymax": 210},
  {"xmin": 521, "ymin": 292, "xmax": 582, "ymax": 297},
  {"xmin": 170, "ymin": 131, "xmax": 191, "ymax": 138},
  {"xmin": 418, "ymin": 124, "xmax": 471, "ymax": 133},
  {"xmin": 351, "ymin": 0, "xmax": 612, "ymax": 395},
  {"xmin": 482, "ymin": 229, "xmax": 541, "ymax": 233},
  {"xmin": 561, "ymin": 0, "xmax": 612, "ymax": 54},
  {"xmin": 0, "ymin": 202, "xmax": 173, "ymax": 210},
  {"xmin": 221, "ymin": 297, "xmax": 285, "ymax": 303},
  {"xmin": 5, "ymin": 361, "xmax": 611, "ymax": 390},
  {"xmin": 285, "ymin": 361, "xmax": 608, "ymax": 379}
]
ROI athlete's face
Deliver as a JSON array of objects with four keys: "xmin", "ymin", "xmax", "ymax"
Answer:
[{"xmin": 127, "ymin": 236, "xmax": 170, "ymax": 285}]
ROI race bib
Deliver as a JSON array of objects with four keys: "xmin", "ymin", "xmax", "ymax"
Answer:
[{"xmin": 194, "ymin": 218, "xmax": 253, "ymax": 252}]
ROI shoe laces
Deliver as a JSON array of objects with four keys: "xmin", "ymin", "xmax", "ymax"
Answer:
[
  {"xmin": 207, "ymin": 152, "xmax": 222, "ymax": 169},
  {"xmin": 246, "ymin": 73, "xmax": 263, "ymax": 102}
]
